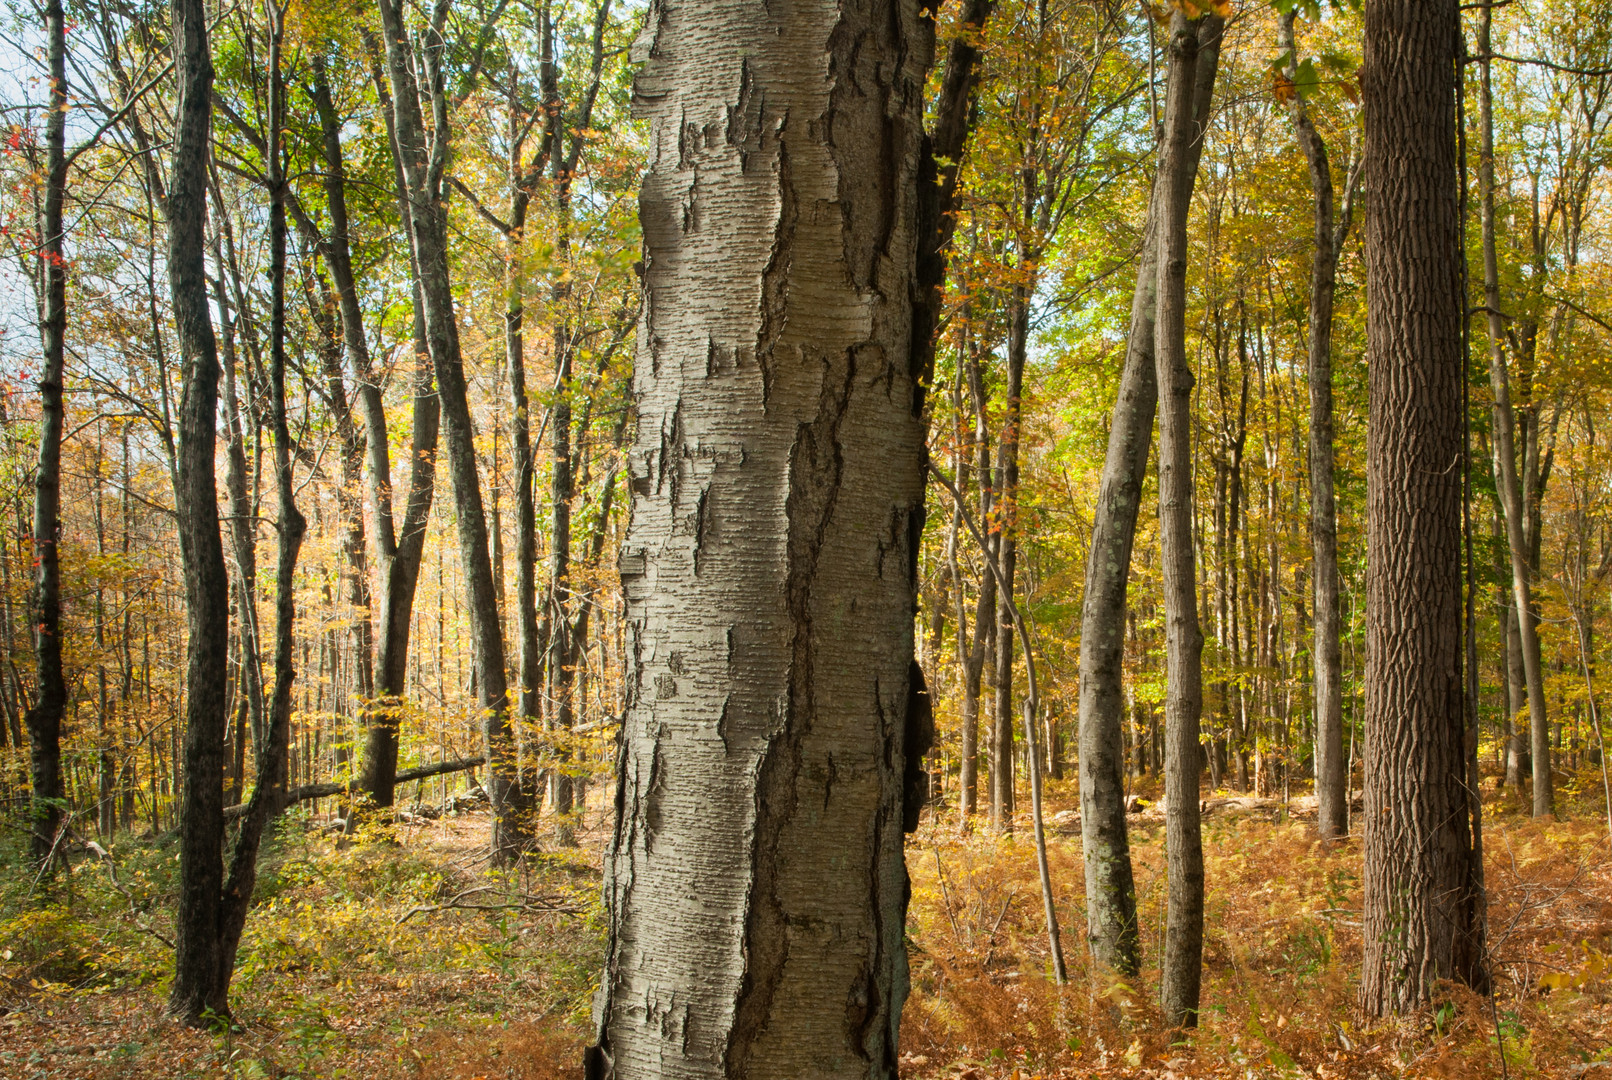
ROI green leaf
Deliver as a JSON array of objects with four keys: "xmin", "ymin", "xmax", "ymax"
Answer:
[{"xmin": 1295, "ymin": 58, "xmax": 1321, "ymax": 98}]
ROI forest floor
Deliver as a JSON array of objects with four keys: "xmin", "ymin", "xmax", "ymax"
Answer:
[{"xmin": 1, "ymin": 774, "xmax": 1609, "ymax": 1079}]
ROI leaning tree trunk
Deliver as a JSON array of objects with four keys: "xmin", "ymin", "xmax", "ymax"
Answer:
[
  {"xmin": 1279, "ymin": 10, "xmax": 1355, "ymax": 840},
  {"xmin": 1155, "ymin": 10, "xmax": 1207, "ymax": 1030},
  {"xmin": 590, "ymin": 1, "xmax": 933, "ymax": 1075},
  {"xmin": 24, "ymin": 0, "xmax": 69, "ymax": 866},
  {"xmin": 375, "ymin": 0, "xmax": 513, "ymax": 851},
  {"xmin": 1076, "ymin": 11, "xmax": 1221, "ymax": 979},
  {"xmin": 1357, "ymin": 0, "xmax": 1487, "ymax": 1016},
  {"xmin": 1477, "ymin": 10, "xmax": 1551, "ymax": 818},
  {"xmin": 357, "ymin": 47, "xmax": 439, "ymax": 808},
  {"xmin": 165, "ymin": 0, "xmax": 235, "ymax": 1026}
]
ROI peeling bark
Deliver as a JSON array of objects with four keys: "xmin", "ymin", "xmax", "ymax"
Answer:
[{"xmin": 592, "ymin": 1, "xmax": 933, "ymax": 1075}]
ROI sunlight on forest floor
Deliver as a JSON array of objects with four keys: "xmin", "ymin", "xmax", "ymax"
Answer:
[{"xmin": 1, "ymin": 781, "xmax": 1609, "ymax": 1079}]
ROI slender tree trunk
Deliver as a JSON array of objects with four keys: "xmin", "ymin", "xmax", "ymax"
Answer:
[
  {"xmin": 591, "ymin": 1, "xmax": 933, "ymax": 1073},
  {"xmin": 1279, "ymin": 11, "xmax": 1355, "ymax": 839},
  {"xmin": 211, "ymin": 206, "xmax": 265, "ymax": 780},
  {"xmin": 506, "ymin": 146, "xmax": 541, "ymax": 826},
  {"xmin": 1503, "ymin": 576, "xmax": 1528, "ymax": 788},
  {"xmin": 1358, "ymin": 0, "xmax": 1487, "ymax": 1015},
  {"xmin": 1076, "ymin": 11, "xmax": 1221, "ymax": 980},
  {"xmin": 166, "ymin": 0, "xmax": 233, "ymax": 1024},
  {"xmin": 255, "ymin": 3, "xmax": 305, "ymax": 832},
  {"xmin": 990, "ymin": 293, "xmax": 1027, "ymax": 832},
  {"xmin": 374, "ymin": 0, "xmax": 513, "ymax": 849},
  {"xmin": 363, "ymin": 74, "xmax": 439, "ymax": 807},
  {"xmin": 548, "ymin": 301, "xmax": 576, "ymax": 835},
  {"xmin": 960, "ymin": 346, "xmax": 994, "ymax": 826},
  {"xmin": 23, "ymin": 0, "xmax": 69, "ymax": 866},
  {"xmin": 1155, "ymin": 11, "xmax": 1207, "ymax": 1028},
  {"xmin": 1478, "ymin": 11, "xmax": 1551, "ymax": 818}
]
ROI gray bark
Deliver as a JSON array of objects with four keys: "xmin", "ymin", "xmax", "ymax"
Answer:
[
  {"xmin": 358, "ymin": 42, "xmax": 440, "ymax": 807},
  {"xmin": 1154, "ymin": 11, "xmax": 1207, "ymax": 1029},
  {"xmin": 591, "ymin": 1, "xmax": 933, "ymax": 1075},
  {"xmin": 1278, "ymin": 11, "xmax": 1357, "ymax": 840},
  {"xmin": 1076, "ymin": 11, "xmax": 1221, "ymax": 980},
  {"xmin": 375, "ymin": 0, "xmax": 514, "ymax": 851},
  {"xmin": 1478, "ymin": 10, "xmax": 1552, "ymax": 818}
]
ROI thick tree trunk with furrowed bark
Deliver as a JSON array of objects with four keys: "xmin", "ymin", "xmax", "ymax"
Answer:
[
  {"xmin": 1358, "ymin": 0, "xmax": 1487, "ymax": 1016},
  {"xmin": 590, "ymin": 1, "xmax": 934, "ymax": 1075},
  {"xmin": 1076, "ymin": 12, "xmax": 1221, "ymax": 980}
]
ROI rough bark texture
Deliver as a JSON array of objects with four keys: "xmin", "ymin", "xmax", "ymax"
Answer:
[
  {"xmin": 166, "ymin": 0, "xmax": 233, "ymax": 1024},
  {"xmin": 24, "ymin": 0, "xmax": 69, "ymax": 865},
  {"xmin": 591, "ymin": 1, "xmax": 933, "ymax": 1075},
  {"xmin": 1358, "ymin": 0, "xmax": 1487, "ymax": 1016},
  {"xmin": 1154, "ymin": 12, "xmax": 1207, "ymax": 1029},
  {"xmin": 1076, "ymin": 13, "xmax": 1221, "ymax": 980},
  {"xmin": 1279, "ymin": 11, "xmax": 1354, "ymax": 841}
]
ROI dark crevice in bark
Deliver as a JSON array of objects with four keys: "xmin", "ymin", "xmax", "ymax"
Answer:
[{"xmin": 729, "ymin": 345, "xmax": 856, "ymax": 1075}]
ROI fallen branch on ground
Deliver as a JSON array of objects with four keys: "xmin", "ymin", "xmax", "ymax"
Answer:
[
  {"xmin": 221, "ymin": 756, "xmax": 485, "ymax": 820},
  {"xmin": 395, "ymin": 884, "xmax": 585, "ymax": 924}
]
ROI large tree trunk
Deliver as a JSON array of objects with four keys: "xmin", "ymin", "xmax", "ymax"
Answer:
[
  {"xmin": 1477, "ymin": 10, "xmax": 1551, "ymax": 818},
  {"xmin": 1358, "ymin": 0, "xmax": 1487, "ymax": 1016},
  {"xmin": 169, "ymin": 9, "xmax": 305, "ymax": 1023},
  {"xmin": 590, "ymin": 1, "xmax": 933, "ymax": 1074},
  {"xmin": 375, "ymin": 0, "xmax": 514, "ymax": 851},
  {"xmin": 165, "ymin": 0, "xmax": 234, "ymax": 1025},
  {"xmin": 23, "ymin": 0, "xmax": 69, "ymax": 866},
  {"xmin": 1279, "ymin": 11, "xmax": 1356, "ymax": 840},
  {"xmin": 1076, "ymin": 12, "xmax": 1221, "ymax": 980},
  {"xmin": 1155, "ymin": 10, "xmax": 1207, "ymax": 1029}
]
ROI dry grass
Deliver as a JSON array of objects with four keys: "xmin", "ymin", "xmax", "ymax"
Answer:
[
  {"xmin": 901, "ymin": 778, "xmax": 1612, "ymax": 1078},
  {"xmin": 2, "ymin": 782, "xmax": 1609, "ymax": 1078}
]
